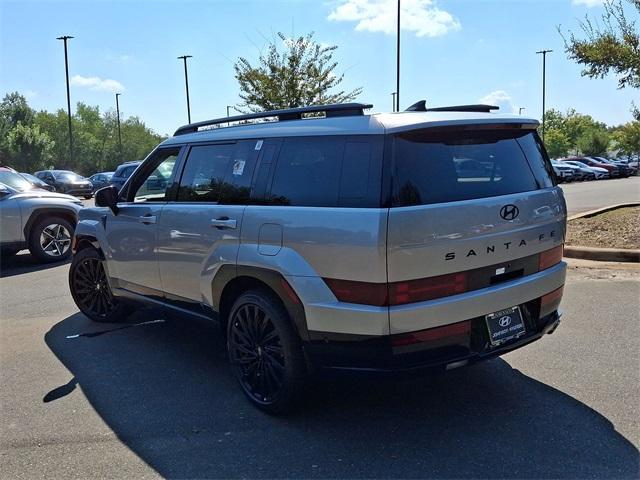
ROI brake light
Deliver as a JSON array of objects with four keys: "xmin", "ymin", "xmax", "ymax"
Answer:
[
  {"xmin": 541, "ymin": 286, "xmax": 564, "ymax": 309},
  {"xmin": 388, "ymin": 272, "xmax": 467, "ymax": 306},
  {"xmin": 391, "ymin": 320, "xmax": 471, "ymax": 347},
  {"xmin": 538, "ymin": 245, "xmax": 563, "ymax": 271},
  {"xmin": 324, "ymin": 271, "xmax": 468, "ymax": 307},
  {"xmin": 322, "ymin": 278, "xmax": 388, "ymax": 307}
]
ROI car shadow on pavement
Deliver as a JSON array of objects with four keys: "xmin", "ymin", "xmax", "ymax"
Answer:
[
  {"xmin": 0, "ymin": 251, "xmax": 70, "ymax": 278},
  {"xmin": 45, "ymin": 312, "xmax": 639, "ymax": 479}
]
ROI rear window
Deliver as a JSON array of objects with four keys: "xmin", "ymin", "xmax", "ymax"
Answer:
[{"xmin": 390, "ymin": 129, "xmax": 554, "ymax": 207}]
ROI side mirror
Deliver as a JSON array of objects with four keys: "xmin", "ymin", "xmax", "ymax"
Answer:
[
  {"xmin": 0, "ymin": 185, "xmax": 10, "ymax": 199},
  {"xmin": 95, "ymin": 186, "xmax": 119, "ymax": 214}
]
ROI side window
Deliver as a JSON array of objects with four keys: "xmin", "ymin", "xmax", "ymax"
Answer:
[
  {"xmin": 269, "ymin": 136, "xmax": 344, "ymax": 207},
  {"xmin": 339, "ymin": 141, "xmax": 371, "ymax": 201},
  {"xmin": 130, "ymin": 149, "xmax": 180, "ymax": 203},
  {"xmin": 220, "ymin": 140, "xmax": 259, "ymax": 204},
  {"xmin": 177, "ymin": 144, "xmax": 234, "ymax": 202},
  {"xmin": 177, "ymin": 141, "xmax": 259, "ymax": 204}
]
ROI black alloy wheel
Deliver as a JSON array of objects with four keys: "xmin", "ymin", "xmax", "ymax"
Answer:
[
  {"xmin": 69, "ymin": 248, "xmax": 126, "ymax": 322},
  {"xmin": 227, "ymin": 290, "xmax": 305, "ymax": 414}
]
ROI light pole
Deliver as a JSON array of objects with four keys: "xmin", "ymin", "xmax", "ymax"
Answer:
[
  {"xmin": 56, "ymin": 35, "xmax": 74, "ymax": 165},
  {"xmin": 519, "ymin": 107, "xmax": 525, "ymax": 115},
  {"xmin": 226, "ymin": 105, "xmax": 232, "ymax": 117},
  {"xmin": 177, "ymin": 55, "xmax": 193, "ymax": 123},
  {"xmin": 391, "ymin": 92, "xmax": 397, "ymax": 112},
  {"xmin": 115, "ymin": 93, "xmax": 123, "ymax": 162},
  {"xmin": 396, "ymin": 0, "xmax": 401, "ymax": 112},
  {"xmin": 536, "ymin": 49, "xmax": 552, "ymax": 141}
]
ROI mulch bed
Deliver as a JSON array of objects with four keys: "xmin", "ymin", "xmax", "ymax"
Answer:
[{"xmin": 566, "ymin": 206, "xmax": 640, "ymax": 250}]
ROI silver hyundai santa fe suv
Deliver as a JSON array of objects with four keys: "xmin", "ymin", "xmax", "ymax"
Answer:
[{"xmin": 69, "ymin": 102, "xmax": 566, "ymax": 413}]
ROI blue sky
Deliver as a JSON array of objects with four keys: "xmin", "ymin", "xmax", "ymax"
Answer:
[{"xmin": 1, "ymin": 0, "xmax": 637, "ymax": 136}]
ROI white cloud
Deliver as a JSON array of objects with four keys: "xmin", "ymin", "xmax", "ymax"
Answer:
[
  {"xmin": 479, "ymin": 90, "xmax": 516, "ymax": 114},
  {"xmin": 328, "ymin": 0, "xmax": 460, "ymax": 38},
  {"xmin": 70, "ymin": 75, "xmax": 125, "ymax": 93},
  {"xmin": 572, "ymin": 0, "xmax": 604, "ymax": 7}
]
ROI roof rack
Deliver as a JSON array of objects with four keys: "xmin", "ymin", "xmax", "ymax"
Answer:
[
  {"xmin": 174, "ymin": 102, "xmax": 373, "ymax": 136},
  {"xmin": 405, "ymin": 100, "xmax": 499, "ymax": 113}
]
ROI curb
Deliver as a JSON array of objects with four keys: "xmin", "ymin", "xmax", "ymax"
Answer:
[
  {"xmin": 567, "ymin": 202, "xmax": 640, "ymax": 221},
  {"xmin": 564, "ymin": 246, "xmax": 640, "ymax": 263},
  {"xmin": 566, "ymin": 203, "xmax": 640, "ymax": 262}
]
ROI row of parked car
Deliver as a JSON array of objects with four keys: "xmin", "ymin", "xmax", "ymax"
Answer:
[
  {"xmin": 0, "ymin": 161, "xmax": 141, "ymax": 263},
  {"xmin": 550, "ymin": 156, "xmax": 638, "ymax": 183},
  {"xmin": 10, "ymin": 160, "xmax": 142, "ymax": 199}
]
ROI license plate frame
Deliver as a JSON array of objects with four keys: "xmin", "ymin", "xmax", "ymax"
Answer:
[{"xmin": 485, "ymin": 306, "xmax": 526, "ymax": 347}]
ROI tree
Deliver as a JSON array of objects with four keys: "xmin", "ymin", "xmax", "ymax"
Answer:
[
  {"xmin": 3, "ymin": 93, "xmax": 164, "ymax": 175},
  {"xmin": 544, "ymin": 128, "xmax": 572, "ymax": 158},
  {"xmin": 5, "ymin": 123, "xmax": 54, "ymax": 172},
  {"xmin": 562, "ymin": 0, "xmax": 639, "ymax": 89},
  {"xmin": 234, "ymin": 32, "xmax": 362, "ymax": 112},
  {"xmin": 576, "ymin": 128, "xmax": 611, "ymax": 156},
  {"xmin": 612, "ymin": 120, "xmax": 640, "ymax": 156}
]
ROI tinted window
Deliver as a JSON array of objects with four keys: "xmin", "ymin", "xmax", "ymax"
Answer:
[
  {"xmin": 177, "ymin": 140, "xmax": 258, "ymax": 204},
  {"xmin": 177, "ymin": 144, "xmax": 233, "ymax": 202},
  {"xmin": 391, "ymin": 129, "xmax": 552, "ymax": 207},
  {"xmin": 131, "ymin": 150, "xmax": 180, "ymax": 202}
]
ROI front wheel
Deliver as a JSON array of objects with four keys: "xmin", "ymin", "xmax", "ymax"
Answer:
[
  {"xmin": 69, "ymin": 248, "xmax": 128, "ymax": 323},
  {"xmin": 227, "ymin": 290, "xmax": 306, "ymax": 414},
  {"xmin": 28, "ymin": 216, "xmax": 74, "ymax": 263}
]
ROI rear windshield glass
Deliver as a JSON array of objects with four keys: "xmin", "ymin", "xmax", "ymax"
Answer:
[{"xmin": 391, "ymin": 129, "xmax": 554, "ymax": 207}]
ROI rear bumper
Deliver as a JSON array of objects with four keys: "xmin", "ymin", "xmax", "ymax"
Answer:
[{"xmin": 305, "ymin": 309, "xmax": 562, "ymax": 375}]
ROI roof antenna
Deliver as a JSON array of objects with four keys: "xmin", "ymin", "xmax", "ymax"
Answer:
[{"xmin": 405, "ymin": 100, "xmax": 427, "ymax": 112}]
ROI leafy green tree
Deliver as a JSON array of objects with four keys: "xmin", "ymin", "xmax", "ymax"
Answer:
[
  {"xmin": 561, "ymin": 0, "xmax": 639, "ymax": 118},
  {"xmin": 576, "ymin": 128, "xmax": 611, "ymax": 156},
  {"xmin": 5, "ymin": 123, "xmax": 54, "ymax": 172},
  {"xmin": 544, "ymin": 128, "xmax": 572, "ymax": 158},
  {"xmin": 234, "ymin": 32, "xmax": 362, "ymax": 112},
  {"xmin": 562, "ymin": 0, "xmax": 639, "ymax": 89},
  {"xmin": 612, "ymin": 121, "xmax": 640, "ymax": 156}
]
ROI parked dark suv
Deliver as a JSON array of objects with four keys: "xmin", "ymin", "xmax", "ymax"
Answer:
[
  {"xmin": 69, "ymin": 102, "xmax": 566, "ymax": 413},
  {"xmin": 35, "ymin": 170, "xmax": 93, "ymax": 198},
  {"xmin": 109, "ymin": 161, "xmax": 141, "ymax": 191}
]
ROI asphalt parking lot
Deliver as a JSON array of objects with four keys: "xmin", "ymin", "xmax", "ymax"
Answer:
[{"xmin": 1, "ymin": 177, "xmax": 639, "ymax": 478}]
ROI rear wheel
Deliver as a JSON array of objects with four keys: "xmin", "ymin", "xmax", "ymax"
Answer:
[
  {"xmin": 69, "ymin": 248, "xmax": 128, "ymax": 323},
  {"xmin": 227, "ymin": 290, "xmax": 306, "ymax": 414},
  {"xmin": 28, "ymin": 216, "xmax": 74, "ymax": 263}
]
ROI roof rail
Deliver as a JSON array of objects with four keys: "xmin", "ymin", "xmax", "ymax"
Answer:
[
  {"xmin": 405, "ymin": 100, "xmax": 499, "ymax": 113},
  {"xmin": 173, "ymin": 102, "xmax": 373, "ymax": 136}
]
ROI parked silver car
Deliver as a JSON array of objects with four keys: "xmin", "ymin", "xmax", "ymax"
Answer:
[
  {"xmin": 69, "ymin": 103, "xmax": 567, "ymax": 413},
  {"xmin": 0, "ymin": 167, "xmax": 83, "ymax": 262}
]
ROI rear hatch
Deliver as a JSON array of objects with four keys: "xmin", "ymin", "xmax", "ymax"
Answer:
[{"xmin": 386, "ymin": 125, "xmax": 565, "ymax": 309}]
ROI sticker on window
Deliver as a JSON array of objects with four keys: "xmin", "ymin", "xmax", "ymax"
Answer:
[
  {"xmin": 232, "ymin": 160, "xmax": 246, "ymax": 176},
  {"xmin": 255, "ymin": 140, "xmax": 263, "ymax": 151}
]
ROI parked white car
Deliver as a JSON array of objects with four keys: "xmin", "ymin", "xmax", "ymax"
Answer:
[{"xmin": 562, "ymin": 160, "xmax": 609, "ymax": 180}]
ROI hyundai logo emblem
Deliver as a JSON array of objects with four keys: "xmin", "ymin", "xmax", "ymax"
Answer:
[
  {"xmin": 500, "ymin": 204, "xmax": 519, "ymax": 221},
  {"xmin": 499, "ymin": 316, "xmax": 512, "ymax": 327}
]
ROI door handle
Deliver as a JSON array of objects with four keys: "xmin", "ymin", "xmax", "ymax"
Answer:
[
  {"xmin": 210, "ymin": 217, "xmax": 237, "ymax": 229},
  {"xmin": 138, "ymin": 215, "xmax": 157, "ymax": 224}
]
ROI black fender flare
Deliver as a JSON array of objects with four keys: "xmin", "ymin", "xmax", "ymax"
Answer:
[{"xmin": 212, "ymin": 265, "xmax": 309, "ymax": 341}]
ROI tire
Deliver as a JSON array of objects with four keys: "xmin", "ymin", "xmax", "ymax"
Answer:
[
  {"xmin": 227, "ymin": 289, "xmax": 306, "ymax": 414},
  {"xmin": 83, "ymin": 195, "xmax": 92, "ymax": 200},
  {"xmin": 28, "ymin": 216, "xmax": 74, "ymax": 263},
  {"xmin": 69, "ymin": 247, "xmax": 129, "ymax": 323}
]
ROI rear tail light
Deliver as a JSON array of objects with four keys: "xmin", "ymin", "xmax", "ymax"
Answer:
[
  {"xmin": 322, "ymin": 278, "xmax": 388, "ymax": 307},
  {"xmin": 538, "ymin": 245, "xmax": 563, "ymax": 271},
  {"xmin": 388, "ymin": 272, "xmax": 467, "ymax": 305},
  {"xmin": 541, "ymin": 286, "xmax": 564, "ymax": 308},
  {"xmin": 324, "ymin": 271, "xmax": 468, "ymax": 307},
  {"xmin": 391, "ymin": 320, "xmax": 471, "ymax": 347}
]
